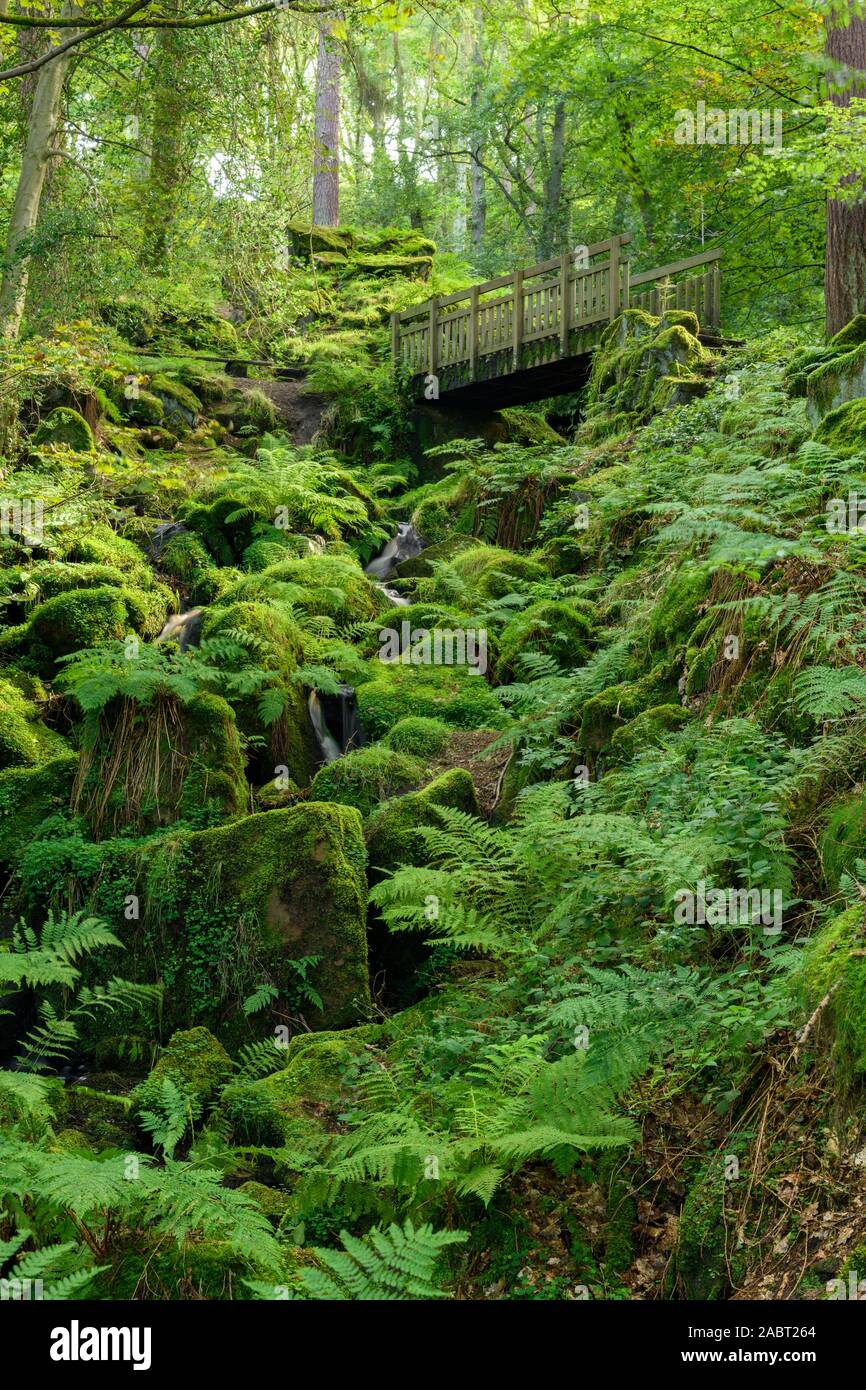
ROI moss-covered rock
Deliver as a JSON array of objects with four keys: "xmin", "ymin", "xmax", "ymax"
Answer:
[
  {"xmin": 0, "ymin": 673, "xmax": 68, "ymax": 769},
  {"xmin": 382, "ymin": 715, "xmax": 452, "ymax": 758},
  {"xmin": 496, "ymin": 599, "xmax": 595, "ymax": 679},
  {"xmin": 132, "ymin": 1026, "xmax": 233, "ymax": 1116},
  {"xmin": 365, "ymin": 768, "xmax": 479, "ymax": 871},
  {"xmin": 579, "ymin": 664, "xmax": 673, "ymax": 754},
  {"xmin": 608, "ymin": 703, "xmax": 690, "ymax": 764},
  {"xmin": 310, "ymin": 745, "xmax": 425, "ymax": 817},
  {"xmin": 578, "ymin": 308, "xmax": 714, "ymax": 441},
  {"xmin": 646, "ymin": 562, "xmax": 714, "ymax": 652},
  {"xmin": 0, "ymin": 752, "xmax": 77, "ymax": 864},
  {"xmin": 813, "ymin": 397, "xmax": 866, "ymax": 454},
  {"xmin": 28, "ymin": 584, "xmax": 168, "ymax": 662},
  {"xmin": 820, "ymin": 792, "xmax": 866, "ymax": 890},
  {"xmin": 674, "ymin": 1162, "xmax": 734, "ymax": 1300},
  {"xmin": 31, "ymin": 406, "xmax": 95, "ymax": 453},
  {"xmin": 799, "ymin": 905, "xmax": 866, "ymax": 1080},
  {"xmin": 356, "ymin": 661, "xmax": 504, "ymax": 739},
  {"xmin": 95, "ymin": 802, "xmax": 371, "ymax": 1040}
]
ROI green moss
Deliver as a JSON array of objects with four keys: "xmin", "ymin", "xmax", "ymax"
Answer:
[
  {"xmin": 52, "ymin": 1083, "xmax": 135, "ymax": 1151},
  {"xmin": 125, "ymin": 388, "xmax": 165, "ymax": 426},
  {"xmin": 383, "ymin": 716, "xmax": 452, "ymax": 758},
  {"xmin": 646, "ymin": 562, "xmax": 714, "ymax": 652},
  {"xmin": 237, "ymin": 1181, "xmax": 292, "ymax": 1225},
  {"xmin": 365, "ymin": 767, "xmax": 480, "ymax": 870},
  {"xmin": 831, "ymin": 314, "xmax": 866, "ymax": 348},
  {"xmin": 820, "ymin": 792, "xmax": 866, "ymax": 890},
  {"xmin": 310, "ymin": 745, "xmax": 425, "ymax": 817},
  {"xmin": 356, "ymin": 661, "xmax": 504, "ymax": 739},
  {"xmin": 599, "ymin": 1153, "xmax": 635, "ymax": 1277},
  {"xmin": 97, "ymin": 802, "xmax": 372, "ymax": 1039},
  {"xmin": 231, "ymin": 387, "xmax": 281, "ymax": 433},
  {"xmin": 159, "ymin": 531, "xmax": 215, "ymax": 585},
  {"xmin": 0, "ymin": 753, "xmax": 77, "ymax": 863},
  {"xmin": 799, "ymin": 905, "xmax": 866, "ymax": 1080},
  {"xmin": 580, "ymin": 309, "xmax": 713, "ymax": 440},
  {"xmin": 488, "ymin": 408, "xmax": 565, "ymax": 447},
  {"xmin": 27, "ymin": 560, "xmax": 129, "ymax": 600},
  {"xmin": 674, "ymin": 1162, "xmax": 735, "ymax": 1300},
  {"xmin": 813, "ymin": 397, "xmax": 866, "ymax": 454},
  {"xmin": 132, "ymin": 1026, "xmax": 234, "ymax": 1115},
  {"xmin": 222, "ymin": 552, "xmax": 380, "ymax": 626},
  {"xmin": 608, "ymin": 703, "xmax": 690, "ymax": 764},
  {"xmin": 0, "ymin": 674, "xmax": 68, "ymax": 769},
  {"xmin": 579, "ymin": 664, "xmax": 673, "ymax": 754},
  {"xmin": 59, "ymin": 524, "xmax": 152, "ymax": 581},
  {"xmin": 242, "ymin": 539, "xmax": 293, "ymax": 572},
  {"xmin": 149, "ymin": 372, "xmax": 202, "ymax": 423},
  {"xmin": 31, "ymin": 406, "xmax": 95, "ymax": 453},
  {"xmin": 28, "ymin": 584, "xmax": 165, "ymax": 661},
  {"xmin": 201, "ymin": 600, "xmax": 304, "ymax": 673},
  {"xmin": 496, "ymin": 600, "xmax": 595, "ymax": 678}
]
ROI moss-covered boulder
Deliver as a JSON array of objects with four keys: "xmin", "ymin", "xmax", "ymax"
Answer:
[
  {"xmin": 608, "ymin": 704, "xmax": 690, "ymax": 765},
  {"xmin": 0, "ymin": 673, "xmax": 68, "ymax": 769},
  {"xmin": 799, "ymin": 905, "xmax": 866, "ymax": 1080},
  {"xmin": 820, "ymin": 792, "xmax": 866, "ymax": 890},
  {"xmin": 673, "ymin": 1162, "xmax": 735, "ymax": 1300},
  {"xmin": 310, "ymin": 745, "xmax": 425, "ymax": 817},
  {"xmin": 72, "ymin": 690, "xmax": 248, "ymax": 836},
  {"xmin": 27, "ymin": 584, "xmax": 168, "ymax": 663},
  {"xmin": 31, "ymin": 406, "xmax": 95, "ymax": 453},
  {"xmin": 496, "ymin": 600, "xmax": 595, "ymax": 679},
  {"xmin": 365, "ymin": 768, "xmax": 479, "ymax": 871},
  {"xmin": 97, "ymin": 802, "xmax": 371, "ymax": 1040},
  {"xmin": 0, "ymin": 753, "xmax": 77, "ymax": 865},
  {"xmin": 131, "ymin": 1026, "xmax": 234, "ymax": 1116},
  {"xmin": 382, "ymin": 716, "xmax": 452, "ymax": 758},
  {"xmin": 356, "ymin": 661, "xmax": 503, "ymax": 739},
  {"xmin": 813, "ymin": 397, "xmax": 866, "ymax": 455},
  {"xmin": 646, "ymin": 562, "xmax": 714, "ymax": 653},
  {"xmin": 579, "ymin": 664, "xmax": 673, "ymax": 754},
  {"xmin": 579, "ymin": 308, "xmax": 714, "ymax": 441}
]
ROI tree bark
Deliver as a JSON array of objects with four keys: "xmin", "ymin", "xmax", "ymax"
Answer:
[
  {"xmin": 0, "ymin": 15, "xmax": 76, "ymax": 339},
  {"xmin": 825, "ymin": 13, "xmax": 866, "ymax": 337},
  {"xmin": 469, "ymin": 4, "xmax": 486, "ymax": 258},
  {"xmin": 312, "ymin": 16, "xmax": 341, "ymax": 225},
  {"xmin": 141, "ymin": 5, "xmax": 190, "ymax": 264},
  {"xmin": 537, "ymin": 98, "xmax": 567, "ymax": 258}
]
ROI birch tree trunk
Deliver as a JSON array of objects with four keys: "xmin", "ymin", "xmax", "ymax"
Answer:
[
  {"xmin": 0, "ymin": 19, "xmax": 76, "ymax": 339},
  {"xmin": 312, "ymin": 17, "xmax": 341, "ymax": 226}
]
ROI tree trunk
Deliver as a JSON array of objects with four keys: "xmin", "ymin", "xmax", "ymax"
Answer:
[
  {"xmin": 141, "ymin": 8, "xmax": 189, "ymax": 265},
  {"xmin": 312, "ymin": 17, "xmax": 341, "ymax": 225},
  {"xmin": 537, "ymin": 98, "xmax": 567, "ymax": 258},
  {"xmin": 0, "ymin": 24, "xmax": 76, "ymax": 339},
  {"xmin": 825, "ymin": 13, "xmax": 866, "ymax": 337},
  {"xmin": 469, "ymin": 4, "xmax": 486, "ymax": 258}
]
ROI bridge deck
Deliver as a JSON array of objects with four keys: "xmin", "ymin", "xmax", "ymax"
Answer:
[{"xmin": 391, "ymin": 237, "xmax": 721, "ymax": 405}]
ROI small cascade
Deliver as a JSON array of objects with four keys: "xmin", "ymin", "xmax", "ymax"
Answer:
[
  {"xmin": 156, "ymin": 605, "xmax": 204, "ymax": 651},
  {"xmin": 365, "ymin": 522, "xmax": 424, "ymax": 608},
  {"xmin": 308, "ymin": 686, "xmax": 363, "ymax": 763}
]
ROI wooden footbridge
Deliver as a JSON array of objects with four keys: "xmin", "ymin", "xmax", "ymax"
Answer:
[{"xmin": 390, "ymin": 235, "xmax": 721, "ymax": 408}]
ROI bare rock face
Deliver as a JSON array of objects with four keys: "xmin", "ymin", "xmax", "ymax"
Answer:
[{"xmin": 229, "ymin": 377, "xmax": 328, "ymax": 444}]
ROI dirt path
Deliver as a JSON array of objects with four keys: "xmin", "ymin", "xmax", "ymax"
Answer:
[{"xmin": 230, "ymin": 376, "xmax": 328, "ymax": 444}]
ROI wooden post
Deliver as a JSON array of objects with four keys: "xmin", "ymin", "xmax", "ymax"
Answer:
[
  {"xmin": 620, "ymin": 243, "xmax": 629, "ymax": 317},
  {"xmin": 609, "ymin": 235, "xmax": 620, "ymax": 319},
  {"xmin": 512, "ymin": 270, "xmax": 523, "ymax": 372},
  {"xmin": 559, "ymin": 252, "xmax": 570, "ymax": 356},
  {"xmin": 712, "ymin": 266, "xmax": 721, "ymax": 333},
  {"xmin": 428, "ymin": 297, "xmax": 439, "ymax": 377},
  {"xmin": 391, "ymin": 312, "xmax": 399, "ymax": 368},
  {"xmin": 468, "ymin": 286, "xmax": 478, "ymax": 381}
]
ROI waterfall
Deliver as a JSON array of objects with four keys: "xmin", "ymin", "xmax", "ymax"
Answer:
[{"xmin": 308, "ymin": 686, "xmax": 363, "ymax": 763}]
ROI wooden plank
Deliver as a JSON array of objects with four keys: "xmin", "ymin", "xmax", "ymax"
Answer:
[
  {"xmin": 608, "ymin": 235, "xmax": 620, "ymax": 323},
  {"xmin": 629, "ymin": 248, "xmax": 722, "ymax": 288},
  {"xmin": 428, "ymin": 297, "xmax": 438, "ymax": 376},
  {"xmin": 391, "ymin": 312, "xmax": 399, "ymax": 366},
  {"xmin": 560, "ymin": 253, "xmax": 569, "ymax": 353},
  {"xmin": 512, "ymin": 269, "xmax": 523, "ymax": 371},
  {"xmin": 711, "ymin": 266, "xmax": 721, "ymax": 331},
  {"xmin": 468, "ymin": 285, "xmax": 478, "ymax": 380}
]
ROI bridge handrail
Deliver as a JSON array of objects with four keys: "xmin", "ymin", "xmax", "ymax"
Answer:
[{"xmin": 391, "ymin": 237, "xmax": 722, "ymax": 380}]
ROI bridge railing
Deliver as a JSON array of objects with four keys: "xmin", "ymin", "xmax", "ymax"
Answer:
[{"xmin": 391, "ymin": 241, "xmax": 721, "ymax": 381}]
